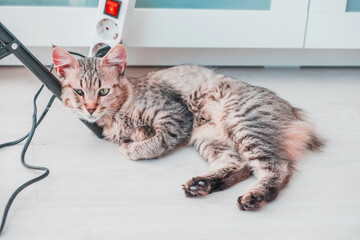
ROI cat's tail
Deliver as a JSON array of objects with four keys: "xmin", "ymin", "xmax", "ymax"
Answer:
[
  {"xmin": 293, "ymin": 108, "xmax": 325, "ymax": 153},
  {"xmin": 306, "ymin": 134, "xmax": 324, "ymax": 152},
  {"xmin": 281, "ymin": 108, "xmax": 324, "ymax": 160}
]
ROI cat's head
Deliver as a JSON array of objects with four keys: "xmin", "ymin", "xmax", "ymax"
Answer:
[{"xmin": 52, "ymin": 44, "xmax": 128, "ymax": 123}]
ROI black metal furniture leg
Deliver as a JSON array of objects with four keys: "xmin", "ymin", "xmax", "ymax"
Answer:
[{"xmin": 0, "ymin": 22, "xmax": 103, "ymax": 139}]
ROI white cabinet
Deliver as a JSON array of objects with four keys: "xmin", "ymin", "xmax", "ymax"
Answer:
[
  {"xmin": 125, "ymin": 0, "xmax": 309, "ymax": 48},
  {"xmin": 305, "ymin": 0, "xmax": 360, "ymax": 48},
  {"xmin": 0, "ymin": 7, "xmax": 96, "ymax": 47},
  {"xmin": 0, "ymin": 0, "xmax": 359, "ymax": 66}
]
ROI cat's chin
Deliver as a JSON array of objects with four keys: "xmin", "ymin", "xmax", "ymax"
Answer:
[{"xmin": 82, "ymin": 115, "xmax": 100, "ymax": 123}]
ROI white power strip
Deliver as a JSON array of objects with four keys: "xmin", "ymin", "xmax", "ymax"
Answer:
[{"xmin": 89, "ymin": 0, "xmax": 135, "ymax": 57}]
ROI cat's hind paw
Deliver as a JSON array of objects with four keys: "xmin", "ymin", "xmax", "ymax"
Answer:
[
  {"xmin": 237, "ymin": 191, "xmax": 266, "ymax": 211},
  {"xmin": 182, "ymin": 177, "xmax": 212, "ymax": 197}
]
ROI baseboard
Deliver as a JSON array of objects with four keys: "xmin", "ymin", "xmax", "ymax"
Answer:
[{"xmin": 1, "ymin": 47, "xmax": 359, "ymax": 67}]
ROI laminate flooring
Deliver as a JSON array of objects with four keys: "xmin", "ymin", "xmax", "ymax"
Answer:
[{"xmin": 0, "ymin": 66, "xmax": 359, "ymax": 239}]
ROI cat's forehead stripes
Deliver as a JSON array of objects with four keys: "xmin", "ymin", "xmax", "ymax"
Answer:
[{"xmin": 78, "ymin": 58, "xmax": 102, "ymax": 89}]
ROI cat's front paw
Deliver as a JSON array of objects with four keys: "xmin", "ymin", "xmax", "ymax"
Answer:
[
  {"xmin": 119, "ymin": 142, "xmax": 142, "ymax": 161},
  {"xmin": 182, "ymin": 177, "xmax": 212, "ymax": 197}
]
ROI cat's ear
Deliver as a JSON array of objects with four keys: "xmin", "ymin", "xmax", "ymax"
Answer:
[
  {"xmin": 100, "ymin": 44, "xmax": 127, "ymax": 74},
  {"xmin": 52, "ymin": 47, "xmax": 79, "ymax": 78}
]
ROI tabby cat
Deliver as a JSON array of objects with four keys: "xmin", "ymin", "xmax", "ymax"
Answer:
[{"xmin": 52, "ymin": 44, "xmax": 322, "ymax": 211}]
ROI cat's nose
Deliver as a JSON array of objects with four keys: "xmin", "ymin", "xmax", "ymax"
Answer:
[
  {"xmin": 84, "ymin": 102, "xmax": 98, "ymax": 115},
  {"xmin": 87, "ymin": 108, "xmax": 96, "ymax": 114}
]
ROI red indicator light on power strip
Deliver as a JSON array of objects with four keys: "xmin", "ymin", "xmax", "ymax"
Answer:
[{"xmin": 104, "ymin": 0, "xmax": 121, "ymax": 18}]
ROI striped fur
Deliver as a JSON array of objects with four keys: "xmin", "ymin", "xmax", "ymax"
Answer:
[
  {"xmin": 151, "ymin": 65, "xmax": 323, "ymax": 210},
  {"xmin": 53, "ymin": 46, "xmax": 193, "ymax": 160},
  {"xmin": 53, "ymin": 45, "xmax": 323, "ymax": 211}
]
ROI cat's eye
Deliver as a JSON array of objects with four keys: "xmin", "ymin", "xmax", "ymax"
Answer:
[
  {"xmin": 99, "ymin": 88, "xmax": 110, "ymax": 96},
  {"xmin": 74, "ymin": 89, "xmax": 84, "ymax": 96}
]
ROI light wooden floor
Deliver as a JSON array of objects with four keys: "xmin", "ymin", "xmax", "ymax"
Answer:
[{"xmin": 0, "ymin": 66, "xmax": 359, "ymax": 240}]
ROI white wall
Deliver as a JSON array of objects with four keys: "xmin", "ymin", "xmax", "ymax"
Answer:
[{"xmin": 0, "ymin": 2, "xmax": 359, "ymax": 66}]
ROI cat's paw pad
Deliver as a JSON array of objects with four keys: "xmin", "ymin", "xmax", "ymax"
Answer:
[
  {"xmin": 237, "ymin": 191, "xmax": 265, "ymax": 211},
  {"xmin": 182, "ymin": 177, "xmax": 212, "ymax": 197}
]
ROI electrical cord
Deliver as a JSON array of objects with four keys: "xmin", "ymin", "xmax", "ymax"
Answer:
[
  {"xmin": 68, "ymin": 51, "xmax": 85, "ymax": 58},
  {"xmin": 0, "ymin": 84, "xmax": 55, "ymax": 235},
  {"xmin": 0, "ymin": 51, "xmax": 85, "ymax": 235},
  {"xmin": 0, "ymin": 85, "xmax": 56, "ymax": 234},
  {"xmin": 0, "ymin": 93, "xmax": 56, "ymax": 149},
  {"xmin": 0, "ymin": 52, "xmax": 84, "ymax": 147}
]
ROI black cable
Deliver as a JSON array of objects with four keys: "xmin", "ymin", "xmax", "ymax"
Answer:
[
  {"xmin": 0, "ymin": 66, "xmax": 56, "ymax": 235},
  {"xmin": 0, "ymin": 85, "xmax": 55, "ymax": 235},
  {"xmin": 0, "ymin": 94, "xmax": 56, "ymax": 149},
  {"xmin": 68, "ymin": 51, "xmax": 85, "ymax": 58},
  {"xmin": 0, "ymin": 64, "xmax": 55, "ymax": 149},
  {"xmin": 0, "ymin": 52, "xmax": 85, "ymax": 235}
]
